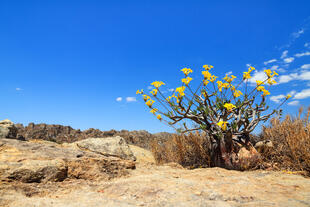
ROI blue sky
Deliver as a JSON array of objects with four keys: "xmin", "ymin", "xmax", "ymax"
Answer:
[{"xmin": 0, "ymin": 0, "xmax": 310, "ymax": 133}]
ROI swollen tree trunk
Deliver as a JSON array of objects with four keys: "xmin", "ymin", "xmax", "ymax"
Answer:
[{"xmin": 210, "ymin": 133, "xmax": 260, "ymax": 170}]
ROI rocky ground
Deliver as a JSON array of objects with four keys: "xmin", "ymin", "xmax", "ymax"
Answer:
[
  {"xmin": 1, "ymin": 119, "xmax": 310, "ymax": 207},
  {"xmin": 1, "ymin": 136, "xmax": 310, "ymax": 207}
]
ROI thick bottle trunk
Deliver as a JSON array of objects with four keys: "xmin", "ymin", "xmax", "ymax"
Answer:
[{"xmin": 210, "ymin": 134, "xmax": 259, "ymax": 170}]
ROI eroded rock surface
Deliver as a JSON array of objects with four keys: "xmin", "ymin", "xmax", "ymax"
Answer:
[{"xmin": 0, "ymin": 138, "xmax": 135, "ymax": 183}]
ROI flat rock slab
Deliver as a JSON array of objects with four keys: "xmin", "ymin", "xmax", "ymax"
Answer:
[
  {"xmin": 1, "ymin": 163, "xmax": 310, "ymax": 207},
  {"xmin": 0, "ymin": 138, "xmax": 135, "ymax": 183}
]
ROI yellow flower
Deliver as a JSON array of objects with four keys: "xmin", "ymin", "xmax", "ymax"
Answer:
[
  {"xmin": 222, "ymin": 83, "xmax": 230, "ymax": 89},
  {"xmin": 217, "ymin": 121, "xmax": 228, "ymax": 131},
  {"xmin": 175, "ymin": 86, "xmax": 186, "ymax": 97},
  {"xmin": 136, "ymin": 89, "xmax": 143, "ymax": 94},
  {"xmin": 181, "ymin": 77, "xmax": 193, "ymax": 85},
  {"xmin": 150, "ymin": 108, "xmax": 158, "ymax": 114},
  {"xmin": 224, "ymin": 103, "xmax": 236, "ymax": 111},
  {"xmin": 151, "ymin": 81, "xmax": 165, "ymax": 88},
  {"xmin": 142, "ymin": 95, "xmax": 150, "ymax": 101},
  {"xmin": 223, "ymin": 74, "xmax": 236, "ymax": 83},
  {"xmin": 233, "ymin": 90, "xmax": 243, "ymax": 98},
  {"xmin": 248, "ymin": 66, "xmax": 255, "ymax": 72},
  {"xmin": 256, "ymin": 80, "xmax": 264, "ymax": 86},
  {"xmin": 166, "ymin": 96, "xmax": 172, "ymax": 102},
  {"xmin": 262, "ymin": 89, "xmax": 270, "ymax": 96},
  {"xmin": 202, "ymin": 71, "xmax": 212, "ymax": 80},
  {"xmin": 267, "ymin": 79, "xmax": 277, "ymax": 85},
  {"xmin": 217, "ymin": 81, "xmax": 224, "ymax": 92},
  {"xmin": 150, "ymin": 89, "xmax": 158, "ymax": 96},
  {"xmin": 181, "ymin": 68, "xmax": 193, "ymax": 76},
  {"xmin": 257, "ymin": 86, "xmax": 265, "ymax": 91},
  {"xmin": 230, "ymin": 85, "xmax": 236, "ymax": 91},
  {"xmin": 264, "ymin": 69, "xmax": 272, "ymax": 78},
  {"xmin": 157, "ymin": 114, "xmax": 162, "ymax": 121},
  {"xmin": 273, "ymin": 71, "xmax": 279, "ymax": 76},
  {"xmin": 146, "ymin": 99, "xmax": 155, "ymax": 107},
  {"xmin": 203, "ymin": 79, "xmax": 209, "ymax": 86},
  {"xmin": 209, "ymin": 75, "xmax": 217, "ymax": 82},
  {"xmin": 203, "ymin": 65, "xmax": 213, "ymax": 70},
  {"xmin": 243, "ymin": 71, "xmax": 251, "ymax": 79},
  {"xmin": 286, "ymin": 94, "xmax": 292, "ymax": 99}
]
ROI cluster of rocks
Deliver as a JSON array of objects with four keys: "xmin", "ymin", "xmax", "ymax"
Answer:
[{"xmin": 12, "ymin": 122, "xmax": 171, "ymax": 149}]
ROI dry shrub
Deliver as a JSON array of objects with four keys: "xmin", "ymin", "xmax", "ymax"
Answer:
[
  {"xmin": 150, "ymin": 132, "xmax": 211, "ymax": 168},
  {"xmin": 260, "ymin": 107, "xmax": 310, "ymax": 175}
]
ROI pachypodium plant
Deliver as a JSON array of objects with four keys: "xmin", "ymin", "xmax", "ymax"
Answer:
[{"xmin": 136, "ymin": 65, "xmax": 292, "ymax": 169}]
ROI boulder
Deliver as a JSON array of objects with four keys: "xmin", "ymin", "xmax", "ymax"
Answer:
[
  {"xmin": 0, "ymin": 138, "xmax": 135, "ymax": 183},
  {"xmin": 74, "ymin": 136, "xmax": 136, "ymax": 161},
  {"xmin": 0, "ymin": 119, "xmax": 18, "ymax": 139}
]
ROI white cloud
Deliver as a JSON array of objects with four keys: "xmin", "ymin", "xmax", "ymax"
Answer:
[
  {"xmin": 288, "ymin": 100, "xmax": 300, "ymax": 106},
  {"xmin": 147, "ymin": 86, "xmax": 153, "ymax": 90},
  {"xmin": 281, "ymin": 50, "xmax": 288, "ymax": 59},
  {"xmin": 264, "ymin": 59, "xmax": 277, "ymax": 65},
  {"xmin": 294, "ymin": 88, "xmax": 310, "ymax": 100},
  {"xmin": 246, "ymin": 64, "xmax": 251, "ymax": 68},
  {"xmin": 116, "ymin": 97, "xmax": 122, "ymax": 102},
  {"xmin": 277, "ymin": 73, "xmax": 299, "ymax": 84},
  {"xmin": 270, "ymin": 95, "xmax": 285, "ymax": 103},
  {"xmin": 225, "ymin": 71, "xmax": 233, "ymax": 76},
  {"xmin": 283, "ymin": 57, "xmax": 295, "ymax": 63},
  {"xmin": 126, "ymin": 97, "xmax": 137, "ymax": 102},
  {"xmin": 301, "ymin": 64, "xmax": 310, "ymax": 70},
  {"xmin": 16, "ymin": 88, "xmax": 22, "ymax": 91},
  {"xmin": 292, "ymin": 29, "xmax": 304, "ymax": 39},
  {"xmin": 305, "ymin": 42, "xmax": 310, "ymax": 48},
  {"xmin": 295, "ymin": 51, "xmax": 310, "ymax": 57},
  {"xmin": 168, "ymin": 88, "xmax": 174, "ymax": 92},
  {"xmin": 248, "ymin": 70, "xmax": 268, "ymax": 85},
  {"xmin": 288, "ymin": 90, "xmax": 297, "ymax": 96}
]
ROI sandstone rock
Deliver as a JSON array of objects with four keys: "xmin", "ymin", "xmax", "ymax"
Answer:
[
  {"xmin": 0, "ymin": 119, "xmax": 17, "ymax": 139},
  {"xmin": 237, "ymin": 145, "xmax": 261, "ymax": 170},
  {"xmin": 74, "ymin": 136, "xmax": 136, "ymax": 161},
  {"xmin": 0, "ymin": 138, "xmax": 135, "ymax": 183},
  {"xmin": 129, "ymin": 144, "xmax": 155, "ymax": 164}
]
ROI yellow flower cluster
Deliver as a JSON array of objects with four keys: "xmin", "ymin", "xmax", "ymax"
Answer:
[
  {"xmin": 203, "ymin": 65, "xmax": 213, "ymax": 70},
  {"xmin": 151, "ymin": 81, "xmax": 165, "ymax": 88},
  {"xmin": 181, "ymin": 77, "xmax": 193, "ymax": 85},
  {"xmin": 150, "ymin": 89, "xmax": 158, "ymax": 96},
  {"xmin": 243, "ymin": 66, "xmax": 255, "ymax": 79},
  {"xmin": 223, "ymin": 74, "xmax": 236, "ymax": 83},
  {"xmin": 181, "ymin": 68, "xmax": 193, "ymax": 76},
  {"xmin": 217, "ymin": 120, "xmax": 228, "ymax": 130},
  {"xmin": 224, "ymin": 103, "xmax": 236, "ymax": 111},
  {"xmin": 175, "ymin": 86, "xmax": 186, "ymax": 97}
]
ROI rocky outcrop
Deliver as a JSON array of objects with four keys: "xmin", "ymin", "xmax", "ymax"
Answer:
[
  {"xmin": 0, "ymin": 119, "xmax": 18, "ymax": 139},
  {"xmin": 73, "ymin": 136, "xmax": 136, "ymax": 161},
  {"xmin": 15, "ymin": 123, "xmax": 171, "ymax": 149},
  {"xmin": 0, "ymin": 138, "xmax": 135, "ymax": 183}
]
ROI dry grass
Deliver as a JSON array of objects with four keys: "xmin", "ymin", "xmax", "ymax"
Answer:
[
  {"xmin": 150, "ymin": 132, "xmax": 211, "ymax": 168},
  {"xmin": 260, "ymin": 107, "xmax": 310, "ymax": 176}
]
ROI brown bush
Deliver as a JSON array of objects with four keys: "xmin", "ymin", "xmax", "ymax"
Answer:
[
  {"xmin": 260, "ymin": 107, "xmax": 310, "ymax": 176},
  {"xmin": 150, "ymin": 132, "xmax": 211, "ymax": 168}
]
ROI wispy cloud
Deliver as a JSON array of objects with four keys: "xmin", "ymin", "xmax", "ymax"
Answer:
[
  {"xmin": 283, "ymin": 57, "xmax": 295, "ymax": 63},
  {"xmin": 293, "ymin": 88, "xmax": 310, "ymax": 100},
  {"xmin": 305, "ymin": 42, "xmax": 310, "ymax": 48},
  {"xmin": 281, "ymin": 50, "xmax": 288, "ymax": 59},
  {"xmin": 168, "ymin": 88, "xmax": 174, "ymax": 92},
  {"xmin": 288, "ymin": 100, "xmax": 300, "ymax": 106},
  {"xmin": 301, "ymin": 64, "xmax": 310, "ymax": 70},
  {"xmin": 295, "ymin": 51, "xmax": 310, "ymax": 57},
  {"xmin": 225, "ymin": 71, "xmax": 233, "ymax": 76},
  {"xmin": 116, "ymin": 97, "xmax": 122, "ymax": 102},
  {"xmin": 264, "ymin": 59, "xmax": 277, "ymax": 65},
  {"xmin": 292, "ymin": 29, "xmax": 304, "ymax": 39},
  {"xmin": 126, "ymin": 97, "xmax": 137, "ymax": 102},
  {"xmin": 16, "ymin": 88, "xmax": 22, "ymax": 91},
  {"xmin": 147, "ymin": 86, "xmax": 153, "ymax": 90},
  {"xmin": 270, "ymin": 95, "xmax": 285, "ymax": 103}
]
